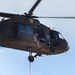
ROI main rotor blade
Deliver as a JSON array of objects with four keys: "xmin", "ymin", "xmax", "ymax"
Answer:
[
  {"xmin": 0, "ymin": 12, "xmax": 20, "ymax": 18},
  {"xmin": 28, "ymin": 0, "xmax": 41, "ymax": 16},
  {"xmin": 36, "ymin": 16, "xmax": 75, "ymax": 19}
]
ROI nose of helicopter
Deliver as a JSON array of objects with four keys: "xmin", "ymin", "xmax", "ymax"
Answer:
[{"xmin": 55, "ymin": 39, "xmax": 69, "ymax": 54}]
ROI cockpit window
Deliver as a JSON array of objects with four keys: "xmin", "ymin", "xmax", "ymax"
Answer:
[
  {"xmin": 50, "ymin": 30, "xmax": 65, "ymax": 40},
  {"xmin": 50, "ymin": 30, "xmax": 59, "ymax": 39}
]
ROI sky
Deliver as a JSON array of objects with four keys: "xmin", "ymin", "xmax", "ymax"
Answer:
[{"xmin": 0, "ymin": 0, "xmax": 75, "ymax": 75}]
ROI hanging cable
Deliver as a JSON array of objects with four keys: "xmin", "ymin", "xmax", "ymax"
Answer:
[
  {"xmin": 29, "ymin": 52, "xmax": 32, "ymax": 75},
  {"xmin": 29, "ymin": 61, "xmax": 32, "ymax": 75}
]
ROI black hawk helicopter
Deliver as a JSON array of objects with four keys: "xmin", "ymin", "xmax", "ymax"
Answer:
[{"xmin": 0, "ymin": 0, "xmax": 71, "ymax": 62}]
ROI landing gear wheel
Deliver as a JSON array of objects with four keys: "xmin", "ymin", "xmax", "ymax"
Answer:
[
  {"xmin": 28, "ymin": 55, "xmax": 34, "ymax": 62},
  {"xmin": 50, "ymin": 46, "xmax": 56, "ymax": 53}
]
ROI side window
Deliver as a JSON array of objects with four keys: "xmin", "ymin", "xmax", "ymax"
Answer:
[
  {"xmin": 18, "ymin": 24, "xmax": 25, "ymax": 33},
  {"xmin": 50, "ymin": 31, "xmax": 54, "ymax": 39},
  {"xmin": 50, "ymin": 30, "xmax": 59, "ymax": 39},
  {"xmin": 25, "ymin": 26, "xmax": 33, "ymax": 34},
  {"xmin": 17, "ymin": 24, "xmax": 33, "ymax": 35}
]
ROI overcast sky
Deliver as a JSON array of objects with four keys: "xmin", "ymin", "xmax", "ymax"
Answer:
[{"xmin": 0, "ymin": 0, "xmax": 75, "ymax": 75}]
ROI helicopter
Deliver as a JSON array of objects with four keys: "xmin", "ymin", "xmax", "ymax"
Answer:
[{"xmin": 0, "ymin": 0, "xmax": 72, "ymax": 62}]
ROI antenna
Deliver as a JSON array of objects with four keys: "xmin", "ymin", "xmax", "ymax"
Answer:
[{"xmin": 28, "ymin": 0, "xmax": 41, "ymax": 16}]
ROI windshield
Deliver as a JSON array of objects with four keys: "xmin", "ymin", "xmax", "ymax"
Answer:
[{"xmin": 58, "ymin": 32, "xmax": 65, "ymax": 39}]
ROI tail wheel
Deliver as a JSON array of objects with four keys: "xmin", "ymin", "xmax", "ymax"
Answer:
[{"xmin": 28, "ymin": 55, "xmax": 34, "ymax": 62}]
